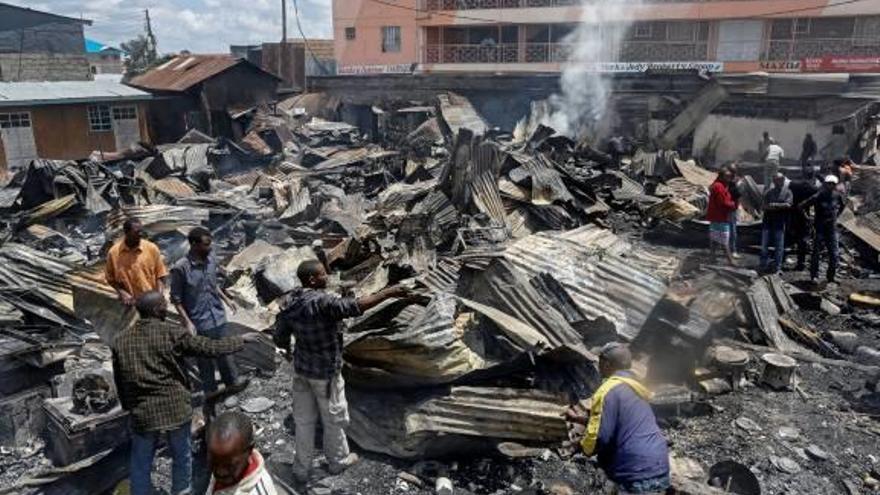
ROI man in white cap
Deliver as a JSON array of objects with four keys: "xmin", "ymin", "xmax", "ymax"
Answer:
[{"xmin": 799, "ymin": 175, "xmax": 846, "ymax": 285}]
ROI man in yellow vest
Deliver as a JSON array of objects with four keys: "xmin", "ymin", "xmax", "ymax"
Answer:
[{"xmin": 569, "ymin": 344, "xmax": 670, "ymax": 494}]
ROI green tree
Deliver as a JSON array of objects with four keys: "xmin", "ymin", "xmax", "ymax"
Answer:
[{"xmin": 121, "ymin": 35, "xmax": 158, "ymax": 79}]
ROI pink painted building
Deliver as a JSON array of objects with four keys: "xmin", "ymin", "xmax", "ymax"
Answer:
[{"xmin": 332, "ymin": 0, "xmax": 880, "ymax": 74}]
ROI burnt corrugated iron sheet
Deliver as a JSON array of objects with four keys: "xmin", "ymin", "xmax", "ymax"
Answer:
[
  {"xmin": 128, "ymin": 55, "xmax": 278, "ymax": 92},
  {"xmin": 841, "ymin": 209, "xmax": 880, "ymax": 253},
  {"xmin": 151, "ymin": 177, "xmax": 196, "ymax": 199},
  {"xmin": 437, "ymin": 93, "xmax": 488, "ymax": 137},
  {"xmin": 345, "ymin": 294, "xmax": 488, "ymax": 387},
  {"xmin": 507, "ymin": 152, "xmax": 574, "ymax": 205},
  {"xmin": 465, "ymin": 258, "xmax": 582, "ymax": 350},
  {"xmin": 418, "ymin": 258, "xmax": 460, "ymax": 293},
  {"xmin": 404, "ymin": 387, "xmax": 568, "ymax": 441},
  {"xmin": 504, "ymin": 227, "xmax": 675, "ymax": 340},
  {"xmin": 105, "ymin": 205, "xmax": 209, "ymax": 239}
]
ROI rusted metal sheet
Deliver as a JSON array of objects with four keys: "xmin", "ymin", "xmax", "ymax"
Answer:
[
  {"xmin": 437, "ymin": 92, "xmax": 488, "ymax": 137},
  {"xmin": 404, "ymin": 387, "xmax": 568, "ymax": 441},
  {"xmin": 105, "ymin": 205, "xmax": 209, "ymax": 239},
  {"xmin": 129, "ymin": 55, "xmax": 278, "ymax": 93},
  {"xmin": 150, "ymin": 177, "xmax": 196, "ymax": 199}
]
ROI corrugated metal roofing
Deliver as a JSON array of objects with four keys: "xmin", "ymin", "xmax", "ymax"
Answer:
[
  {"xmin": 0, "ymin": 80, "xmax": 151, "ymax": 108},
  {"xmin": 438, "ymin": 93, "xmax": 489, "ymax": 137},
  {"xmin": 404, "ymin": 387, "xmax": 568, "ymax": 441},
  {"xmin": 105, "ymin": 205, "xmax": 209, "ymax": 239},
  {"xmin": 841, "ymin": 210, "xmax": 880, "ymax": 253},
  {"xmin": 128, "ymin": 55, "xmax": 278, "ymax": 93},
  {"xmin": 504, "ymin": 227, "xmax": 676, "ymax": 340}
]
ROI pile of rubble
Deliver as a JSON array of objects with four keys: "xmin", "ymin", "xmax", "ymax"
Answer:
[{"xmin": 1, "ymin": 92, "xmax": 879, "ymax": 495}]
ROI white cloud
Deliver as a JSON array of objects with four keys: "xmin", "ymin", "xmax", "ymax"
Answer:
[{"xmin": 6, "ymin": 0, "xmax": 333, "ymax": 53}]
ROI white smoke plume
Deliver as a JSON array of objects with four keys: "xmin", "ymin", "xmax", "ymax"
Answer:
[{"xmin": 548, "ymin": 0, "xmax": 645, "ymax": 141}]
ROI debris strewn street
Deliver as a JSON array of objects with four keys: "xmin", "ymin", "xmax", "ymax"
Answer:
[{"xmin": 2, "ymin": 2, "xmax": 880, "ymax": 494}]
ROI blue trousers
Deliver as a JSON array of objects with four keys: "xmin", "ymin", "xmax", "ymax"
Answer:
[
  {"xmin": 196, "ymin": 324, "xmax": 239, "ymax": 394},
  {"xmin": 728, "ymin": 210, "xmax": 738, "ymax": 253},
  {"xmin": 760, "ymin": 223, "xmax": 786, "ymax": 272},
  {"xmin": 811, "ymin": 224, "xmax": 840, "ymax": 281},
  {"xmin": 130, "ymin": 422, "xmax": 192, "ymax": 495},
  {"xmin": 619, "ymin": 473, "xmax": 671, "ymax": 494}
]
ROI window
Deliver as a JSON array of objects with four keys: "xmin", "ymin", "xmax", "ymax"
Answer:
[
  {"xmin": 345, "ymin": 27, "xmax": 356, "ymax": 40},
  {"xmin": 88, "ymin": 105, "xmax": 112, "ymax": 131},
  {"xmin": 113, "ymin": 106, "xmax": 137, "ymax": 120},
  {"xmin": 855, "ymin": 16, "xmax": 880, "ymax": 46},
  {"xmin": 0, "ymin": 112, "xmax": 31, "ymax": 129},
  {"xmin": 382, "ymin": 26, "xmax": 401, "ymax": 53},
  {"xmin": 793, "ymin": 18, "xmax": 811, "ymax": 35},
  {"xmin": 634, "ymin": 23, "xmax": 653, "ymax": 39},
  {"xmin": 667, "ymin": 22, "xmax": 696, "ymax": 42}
]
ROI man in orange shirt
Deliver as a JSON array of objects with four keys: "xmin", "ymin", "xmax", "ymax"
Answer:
[{"xmin": 105, "ymin": 219, "xmax": 169, "ymax": 305}]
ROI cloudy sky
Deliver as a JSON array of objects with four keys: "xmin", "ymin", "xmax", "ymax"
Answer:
[{"xmin": 10, "ymin": 0, "xmax": 333, "ymax": 53}]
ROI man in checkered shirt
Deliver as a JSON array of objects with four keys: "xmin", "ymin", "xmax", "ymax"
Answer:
[
  {"xmin": 112, "ymin": 291, "xmax": 261, "ymax": 495},
  {"xmin": 273, "ymin": 260, "xmax": 409, "ymax": 483}
]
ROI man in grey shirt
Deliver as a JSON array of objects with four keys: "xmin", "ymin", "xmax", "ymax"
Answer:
[
  {"xmin": 760, "ymin": 173, "xmax": 793, "ymax": 274},
  {"xmin": 171, "ymin": 227, "xmax": 245, "ymax": 400}
]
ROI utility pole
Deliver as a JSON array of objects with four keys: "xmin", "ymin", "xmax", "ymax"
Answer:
[
  {"xmin": 281, "ymin": 0, "xmax": 287, "ymax": 42},
  {"xmin": 279, "ymin": 0, "xmax": 288, "ymax": 88},
  {"xmin": 145, "ymin": 9, "xmax": 158, "ymax": 61}
]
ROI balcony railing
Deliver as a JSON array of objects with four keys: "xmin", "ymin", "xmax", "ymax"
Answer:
[
  {"xmin": 425, "ymin": 41, "xmax": 709, "ymax": 64},
  {"xmin": 765, "ymin": 37, "xmax": 880, "ymax": 60},
  {"xmin": 425, "ymin": 43, "xmax": 519, "ymax": 63}
]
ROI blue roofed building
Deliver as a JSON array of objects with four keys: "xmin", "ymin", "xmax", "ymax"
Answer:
[{"xmin": 85, "ymin": 38, "xmax": 125, "ymax": 76}]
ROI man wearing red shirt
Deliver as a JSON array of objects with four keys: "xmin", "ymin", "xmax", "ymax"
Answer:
[{"xmin": 706, "ymin": 167, "xmax": 737, "ymax": 266}]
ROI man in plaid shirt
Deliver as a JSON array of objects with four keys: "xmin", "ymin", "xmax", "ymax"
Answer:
[
  {"xmin": 112, "ymin": 291, "xmax": 260, "ymax": 495},
  {"xmin": 274, "ymin": 260, "xmax": 408, "ymax": 483}
]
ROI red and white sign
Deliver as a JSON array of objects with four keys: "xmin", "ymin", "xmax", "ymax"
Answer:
[{"xmin": 802, "ymin": 56, "xmax": 880, "ymax": 73}]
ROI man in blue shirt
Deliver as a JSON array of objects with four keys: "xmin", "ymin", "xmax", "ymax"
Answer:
[
  {"xmin": 569, "ymin": 344, "xmax": 670, "ymax": 494},
  {"xmin": 171, "ymin": 227, "xmax": 246, "ymax": 400}
]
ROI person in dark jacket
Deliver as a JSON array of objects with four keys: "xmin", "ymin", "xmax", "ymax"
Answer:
[
  {"xmin": 112, "ymin": 291, "xmax": 259, "ymax": 495},
  {"xmin": 799, "ymin": 175, "xmax": 847, "ymax": 284},
  {"xmin": 788, "ymin": 174, "xmax": 819, "ymax": 271},
  {"xmin": 568, "ymin": 344, "xmax": 669, "ymax": 494},
  {"xmin": 706, "ymin": 167, "xmax": 737, "ymax": 266},
  {"xmin": 760, "ymin": 173, "xmax": 794, "ymax": 273},
  {"xmin": 800, "ymin": 133, "xmax": 818, "ymax": 176},
  {"xmin": 273, "ymin": 260, "xmax": 410, "ymax": 483}
]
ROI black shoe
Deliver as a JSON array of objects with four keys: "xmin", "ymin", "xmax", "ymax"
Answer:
[{"xmin": 225, "ymin": 377, "xmax": 250, "ymax": 395}]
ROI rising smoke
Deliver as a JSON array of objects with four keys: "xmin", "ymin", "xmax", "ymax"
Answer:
[{"xmin": 549, "ymin": 0, "xmax": 644, "ymax": 140}]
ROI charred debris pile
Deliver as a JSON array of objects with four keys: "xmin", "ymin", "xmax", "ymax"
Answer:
[{"xmin": 0, "ymin": 92, "xmax": 879, "ymax": 494}]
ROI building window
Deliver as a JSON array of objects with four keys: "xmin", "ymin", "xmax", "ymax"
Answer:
[
  {"xmin": 667, "ymin": 22, "xmax": 696, "ymax": 42},
  {"xmin": 382, "ymin": 26, "xmax": 402, "ymax": 53},
  {"xmin": 634, "ymin": 23, "xmax": 653, "ymax": 39},
  {"xmin": 88, "ymin": 105, "xmax": 112, "ymax": 132},
  {"xmin": 855, "ymin": 16, "xmax": 880, "ymax": 46},
  {"xmin": 113, "ymin": 106, "xmax": 137, "ymax": 120},
  {"xmin": 0, "ymin": 112, "xmax": 31, "ymax": 129},
  {"xmin": 345, "ymin": 27, "xmax": 356, "ymax": 40},
  {"xmin": 793, "ymin": 18, "xmax": 811, "ymax": 35}
]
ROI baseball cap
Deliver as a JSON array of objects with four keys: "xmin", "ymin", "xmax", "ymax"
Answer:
[{"xmin": 824, "ymin": 175, "xmax": 839, "ymax": 184}]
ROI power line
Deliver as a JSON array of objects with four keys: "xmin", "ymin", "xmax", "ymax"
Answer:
[
  {"xmin": 362, "ymin": 0, "xmax": 874, "ymax": 26},
  {"xmin": 291, "ymin": 0, "xmax": 333, "ymax": 76}
]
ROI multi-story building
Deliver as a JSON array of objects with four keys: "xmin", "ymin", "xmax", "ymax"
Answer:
[
  {"xmin": 0, "ymin": 2, "xmax": 92, "ymax": 81},
  {"xmin": 333, "ymin": 0, "xmax": 880, "ymax": 74}
]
